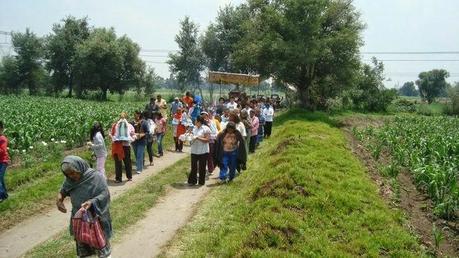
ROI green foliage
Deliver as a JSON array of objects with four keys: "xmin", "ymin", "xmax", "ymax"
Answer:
[
  {"xmin": 168, "ymin": 16, "xmax": 204, "ymax": 92},
  {"xmin": 350, "ymin": 58, "xmax": 397, "ymax": 112},
  {"xmin": 416, "ymin": 69, "xmax": 449, "ymax": 104},
  {"xmin": 11, "ymin": 28, "xmax": 46, "ymax": 95},
  {"xmin": 398, "ymin": 81, "xmax": 419, "ymax": 97},
  {"xmin": 163, "ymin": 111, "xmax": 423, "ymax": 257},
  {"xmin": 45, "ymin": 16, "xmax": 90, "ymax": 96},
  {"xmin": 445, "ymin": 83, "xmax": 459, "ymax": 115},
  {"xmin": 357, "ymin": 116, "xmax": 459, "ymax": 219},
  {"xmin": 0, "ymin": 95, "xmax": 142, "ymax": 152},
  {"xmin": 0, "ymin": 56, "xmax": 21, "ymax": 94},
  {"xmin": 389, "ymin": 98, "xmax": 417, "ymax": 113},
  {"xmin": 233, "ymin": 0, "xmax": 364, "ymax": 109}
]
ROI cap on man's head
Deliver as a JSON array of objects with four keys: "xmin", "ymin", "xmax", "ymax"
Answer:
[{"xmin": 200, "ymin": 111, "xmax": 209, "ymax": 116}]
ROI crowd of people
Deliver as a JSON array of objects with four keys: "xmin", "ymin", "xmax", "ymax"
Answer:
[
  {"xmin": 58, "ymin": 91, "xmax": 276, "ymax": 257},
  {"xmin": 0, "ymin": 91, "xmax": 276, "ymax": 257}
]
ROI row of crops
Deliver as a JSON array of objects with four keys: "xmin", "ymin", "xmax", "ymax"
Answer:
[
  {"xmin": 0, "ymin": 95, "xmax": 143, "ymax": 154},
  {"xmin": 354, "ymin": 116, "xmax": 458, "ymax": 219}
]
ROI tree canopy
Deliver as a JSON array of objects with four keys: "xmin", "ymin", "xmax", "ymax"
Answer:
[{"xmin": 416, "ymin": 69, "xmax": 449, "ymax": 104}]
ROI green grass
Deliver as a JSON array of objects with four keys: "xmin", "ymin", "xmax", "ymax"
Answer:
[
  {"xmin": 25, "ymin": 156, "xmax": 190, "ymax": 258},
  {"xmin": 161, "ymin": 110, "xmax": 424, "ymax": 257}
]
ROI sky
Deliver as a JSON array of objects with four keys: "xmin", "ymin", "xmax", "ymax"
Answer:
[{"xmin": 1, "ymin": 0, "xmax": 458, "ymax": 88}]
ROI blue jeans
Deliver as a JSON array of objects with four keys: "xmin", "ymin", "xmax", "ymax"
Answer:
[
  {"xmin": 0, "ymin": 163, "xmax": 8, "ymax": 200},
  {"xmin": 219, "ymin": 150, "xmax": 238, "ymax": 181},
  {"xmin": 133, "ymin": 141, "xmax": 146, "ymax": 172},
  {"xmin": 156, "ymin": 133, "xmax": 165, "ymax": 155}
]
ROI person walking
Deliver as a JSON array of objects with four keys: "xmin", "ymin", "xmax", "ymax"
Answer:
[
  {"xmin": 263, "ymin": 101, "xmax": 274, "ymax": 138},
  {"xmin": 201, "ymin": 111, "xmax": 218, "ymax": 175},
  {"xmin": 144, "ymin": 111, "xmax": 156, "ymax": 166},
  {"xmin": 0, "ymin": 121, "xmax": 10, "ymax": 202},
  {"xmin": 56, "ymin": 155, "xmax": 112, "ymax": 258},
  {"xmin": 145, "ymin": 97, "xmax": 159, "ymax": 120},
  {"xmin": 131, "ymin": 111, "xmax": 149, "ymax": 174},
  {"xmin": 170, "ymin": 97, "xmax": 183, "ymax": 117},
  {"xmin": 110, "ymin": 112, "xmax": 136, "ymax": 183},
  {"xmin": 172, "ymin": 108, "xmax": 187, "ymax": 152},
  {"xmin": 249, "ymin": 110, "xmax": 259, "ymax": 153},
  {"xmin": 155, "ymin": 112, "xmax": 167, "ymax": 157},
  {"xmin": 155, "ymin": 95, "xmax": 168, "ymax": 118},
  {"xmin": 213, "ymin": 122, "xmax": 247, "ymax": 182},
  {"xmin": 188, "ymin": 116, "xmax": 211, "ymax": 186},
  {"xmin": 88, "ymin": 122, "xmax": 108, "ymax": 179}
]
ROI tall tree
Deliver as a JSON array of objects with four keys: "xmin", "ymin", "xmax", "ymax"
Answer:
[
  {"xmin": 116, "ymin": 35, "xmax": 145, "ymax": 95},
  {"xmin": 45, "ymin": 16, "xmax": 90, "ymax": 97},
  {"xmin": 213, "ymin": 4, "xmax": 250, "ymax": 72},
  {"xmin": 168, "ymin": 16, "xmax": 204, "ymax": 93},
  {"xmin": 12, "ymin": 28, "xmax": 45, "ymax": 95},
  {"xmin": 0, "ymin": 56, "xmax": 20, "ymax": 94},
  {"xmin": 201, "ymin": 23, "xmax": 225, "ymax": 102},
  {"xmin": 416, "ymin": 69, "xmax": 449, "ymax": 104},
  {"xmin": 398, "ymin": 81, "xmax": 418, "ymax": 97},
  {"xmin": 73, "ymin": 28, "xmax": 123, "ymax": 99},
  {"xmin": 233, "ymin": 0, "xmax": 364, "ymax": 108}
]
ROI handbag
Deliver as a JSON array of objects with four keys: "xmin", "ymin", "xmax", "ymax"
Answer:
[{"xmin": 72, "ymin": 208, "xmax": 106, "ymax": 249}]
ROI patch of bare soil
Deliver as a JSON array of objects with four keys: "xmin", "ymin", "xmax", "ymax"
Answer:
[{"xmin": 341, "ymin": 117, "xmax": 458, "ymax": 257}]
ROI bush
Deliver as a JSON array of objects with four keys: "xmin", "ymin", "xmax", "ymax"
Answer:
[{"xmin": 389, "ymin": 98, "xmax": 417, "ymax": 113}]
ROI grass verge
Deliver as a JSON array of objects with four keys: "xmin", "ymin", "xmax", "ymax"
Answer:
[
  {"xmin": 160, "ymin": 110, "xmax": 424, "ymax": 257},
  {"xmin": 25, "ymin": 156, "xmax": 190, "ymax": 258}
]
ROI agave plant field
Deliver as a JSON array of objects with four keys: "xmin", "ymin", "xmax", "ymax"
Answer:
[
  {"xmin": 354, "ymin": 115, "xmax": 459, "ymax": 218},
  {"xmin": 0, "ymin": 95, "xmax": 142, "ymax": 155}
]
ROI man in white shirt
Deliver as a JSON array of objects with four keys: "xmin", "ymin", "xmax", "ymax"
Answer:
[
  {"xmin": 226, "ymin": 97, "xmax": 238, "ymax": 110},
  {"xmin": 263, "ymin": 102, "xmax": 274, "ymax": 138}
]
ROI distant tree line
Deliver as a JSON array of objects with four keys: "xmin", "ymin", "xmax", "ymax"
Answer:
[{"xmin": 0, "ymin": 16, "xmax": 157, "ymax": 100}]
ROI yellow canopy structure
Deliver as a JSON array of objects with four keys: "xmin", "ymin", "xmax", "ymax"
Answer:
[{"xmin": 208, "ymin": 71, "xmax": 260, "ymax": 86}]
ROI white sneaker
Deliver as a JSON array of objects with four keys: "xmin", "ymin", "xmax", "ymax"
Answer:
[{"xmin": 136, "ymin": 171, "xmax": 142, "ymax": 174}]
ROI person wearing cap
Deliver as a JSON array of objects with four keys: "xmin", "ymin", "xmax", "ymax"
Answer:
[{"xmin": 170, "ymin": 97, "xmax": 183, "ymax": 116}]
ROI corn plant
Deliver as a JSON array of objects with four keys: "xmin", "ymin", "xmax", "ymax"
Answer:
[{"xmin": 355, "ymin": 115, "xmax": 459, "ymax": 219}]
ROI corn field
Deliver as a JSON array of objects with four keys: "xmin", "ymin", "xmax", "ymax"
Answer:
[
  {"xmin": 354, "ymin": 116, "xmax": 459, "ymax": 219},
  {"xmin": 0, "ymin": 95, "xmax": 142, "ymax": 154}
]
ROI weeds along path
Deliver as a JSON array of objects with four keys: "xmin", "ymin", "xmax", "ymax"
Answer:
[
  {"xmin": 111, "ymin": 173, "xmax": 219, "ymax": 258},
  {"xmin": 0, "ymin": 149, "xmax": 188, "ymax": 258}
]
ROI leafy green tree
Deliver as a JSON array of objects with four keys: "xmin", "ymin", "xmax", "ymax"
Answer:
[
  {"xmin": 213, "ymin": 4, "xmax": 250, "ymax": 72},
  {"xmin": 73, "ymin": 28, "xmax": 123, "ymax": 99},
  {"xmin": 351, "ymin": 58, "xmax": 397, "ymax": 112},
  {"xmin": 398, "ymin": 81, "xmax": 418, "ymax": 97},
  {"xmin": 0, "ymin": 56, "xmax": 20, "ymax": 94},
  {"xmin": 168, "ymin": 16, "xmax": 205, "ymax": 93},
  {"xmin": 416, "ymin": 69, "xmax": 449, "ymax": 104},
  {"xmin": 12, "ymin": 28, "xmax": 45, "ymax": 95},
  {"xmin": 45, "ymin": 16, "xmax": 90, "ymax": 96},
  {"xmin": 115, "ymin": 35, "xmax": 145, "ymax": 95},
  {"xmin": 233, "ymin": 0, "xmax": 364, "ymax": 108},
  {"xmin": 201, "ymin": 23, "xmax": 225, "ymax": 102}
]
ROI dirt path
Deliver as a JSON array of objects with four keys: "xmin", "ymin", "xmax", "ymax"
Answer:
[
  {"xmin": 111, "ymin": 174, "xmax": 219, "ymax": 258},
  {"xmin": 0, "ymin": 149, "xmax": 188, "ymax": 258}
]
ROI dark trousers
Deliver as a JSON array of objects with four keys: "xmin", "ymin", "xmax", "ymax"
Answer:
[
  {"xmin": 249, "ymin": 135, "xmax": 257, "ymax": 153},
  {"xmin": 207, "ymin": 142, "xmax": 215, "ymax": 173},
  {"xmin": 188, "ymin": 153, "xmax": 207, "ymax": 185},
  {"xmin": 264, "ymin": 121, "xmax": 273, "ymax": 138},
  {"xmin": 174, "ymin": 137, "xmax": 183, "ymax": 151},
  {"xmin": 146, "ymin": 140, "xmax": 154, "ymax": 163},
  {"xmin": 114, "ymin": 146, "xmax": 132, "ymax": 181}
]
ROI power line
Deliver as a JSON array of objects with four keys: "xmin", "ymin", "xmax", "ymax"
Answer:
[
  {"xmin": 139, "ymin": 54, "xmax": 169, "ymax": 58},
  {"xmin": 140, "ymin": 49, "xmax": 177, "ymax": 53}
]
